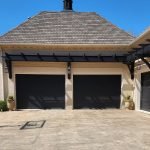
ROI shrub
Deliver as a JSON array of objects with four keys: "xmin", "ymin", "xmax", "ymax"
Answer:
[{"xmin": 0, "ymin": 100, "xmax": 8, "ymax": 111}]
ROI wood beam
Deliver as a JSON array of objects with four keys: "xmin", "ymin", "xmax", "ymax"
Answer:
[
  {"xmin": 132, "ymin": 48, "xmax": 141, "ymax": 51},
  {"xmin": 37, "ymin": 53, "xmax": 43, "ymax": 61},
  {"xmin": 141, "ymin": 57, "xmax": 150, "ymax": 69},
  {"xmin": 84, "ymin": 53, "xmax": 88, "ymax": 61},
  {"xmin": 21, "ymin": 53, "xmax": 27, "ymax": 61},
  {"xmin": 3, "ymin": 53, "xmax": 129, "ymax": 63},
  {"xmin": 68, "ymin": 53, "xmax": 73, "ymax": 61},
  {"xmin": 113, "ymin": 54, "xmax": 118, "ymax": 62},
  {"xmin": 53, "ymin": 53, "xmax": 58, "ymax": 61},
  {"xmin": 98, "ymin": 54, "xmax": 103, "ymax": 62},
  {"xmin": 146, "ymin": 39, "xmax": 150, "ymax": 42},
  {"xmin": 139, "ymin": 44, "xmax": 150, "ymax": 48},
  {"xmin": 126, "ymin": 45, "xmax": 150, "ymax": 62}
]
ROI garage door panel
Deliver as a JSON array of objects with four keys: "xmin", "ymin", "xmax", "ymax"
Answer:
[
  {"xmin": 16, "ymin": 75, "xmax": 65, "ymax": 109},
  {"xmin": 141, "ymin": 72, "xmax": 150, "ymax": 112},
  {"xmin": 17, "ymin": 96, "xmax": 65, "ymax": 109},
  {"xmin": 73, "ymin": 75, "xmax": 121, "ymax": 109}
]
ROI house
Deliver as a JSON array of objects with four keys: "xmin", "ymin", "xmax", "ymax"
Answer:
[{"xmin": 0, "ymin": 0, "xmax": 150, "ymax": 112}]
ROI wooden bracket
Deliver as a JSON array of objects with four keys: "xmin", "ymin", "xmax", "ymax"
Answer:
[
  {"xmin": 127, "ymin": 61, "xmax": 135, "ymax": 80},
  {"xmin": 5, "ymin": 59, "xmax": 12, "ymax": 79},
  {"xmin": 67, "ymin": 62, "xmax": 71, "ymax": 80}
]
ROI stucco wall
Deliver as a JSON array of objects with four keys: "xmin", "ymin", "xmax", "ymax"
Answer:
[
  {"xmin": 134, "ymin": 65, "xmax": 150, "ymax": 111},
  {"xmin": 0, "ymin": 48, "xmax": 4, "ymax": 100},
  {"xmin": 71, "ymin": 63, "xmax": 134, "ymax": 109},
  {"xmin": 6, "ymin": 61, "xmax": 133, "ymax": 109}
]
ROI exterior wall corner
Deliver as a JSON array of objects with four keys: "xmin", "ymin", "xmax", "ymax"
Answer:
[{"xmin": 0, "ymin": 48, "xmax": 4, "ymax": 100}]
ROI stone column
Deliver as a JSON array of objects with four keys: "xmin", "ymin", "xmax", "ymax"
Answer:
[{"xmin": 66, "ymin": 77, "xmax": 73, "ymax": 110}]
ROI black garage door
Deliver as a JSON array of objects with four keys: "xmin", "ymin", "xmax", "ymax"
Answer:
[
  {"xmin": 73, "ymin": 75, "xmax": 121, "ymax": 109},
  {"xmin": 141, "ymin": 72, "xmax": 150, "ymax": 111},
  {"xmin": 16, "ymin": 75, "xmax": 65, "ymax": 109}
]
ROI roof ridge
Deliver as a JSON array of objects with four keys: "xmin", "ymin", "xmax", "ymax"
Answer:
[{"xmin": 40, "ymin": 11, "xmax": 97, "ymax": 14}]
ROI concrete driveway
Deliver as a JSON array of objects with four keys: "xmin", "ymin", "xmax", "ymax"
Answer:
[{"xmin": 0, "ymin": 110, "xmax": 150, "ymax": 150}]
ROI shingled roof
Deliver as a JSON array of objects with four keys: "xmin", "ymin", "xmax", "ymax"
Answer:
[{"xmin": 0, "ymin": 11, "xmax": 135, "ymax": 44}]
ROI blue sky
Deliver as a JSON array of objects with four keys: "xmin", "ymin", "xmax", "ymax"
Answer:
[{"xmin": 0, "ymin": 0, "xmax": 150, "ymax": 37}]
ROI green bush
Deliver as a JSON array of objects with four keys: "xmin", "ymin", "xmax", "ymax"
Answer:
[{"xmin": 0, "ymin": 101, "xmax": 8, "ymax": 111}]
